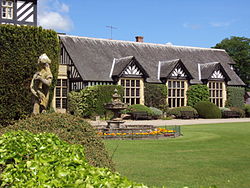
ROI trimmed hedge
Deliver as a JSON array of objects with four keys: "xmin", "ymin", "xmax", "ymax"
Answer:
[
  {"xmin": 144, "ymin": 83, "xmax": 168, "ymax": 109},
  {"xmin": 194, "ymin": 101, "xmax": 222, "ymax": 119},
  {"xmin": 168, "ymin": 106, "xmax": 198, "ymax": 118},
  {"xmin": 68, "ymin": 85, "xmax": 123, "ymax": 118},
  {"xmin": 0, "ymin": 113, "xmax": 114, "ymax": 170},
  {"xmin": 226, "ymin": 86, "xmax": 245, "ymax": 109},
  {"xmin": 126, "ymin": 104, "xmax": 153, "ymax": 115},
  {"xmin": 0, "ymin": 25, "xmax": 59, "ymax": 126},
  {"xmin": 187, "ymin": 85, "xmax": 210, "ymax": 107},
  {"xmin": 230, "ymin": 107, "xmax": 245, "ymax": 118}
]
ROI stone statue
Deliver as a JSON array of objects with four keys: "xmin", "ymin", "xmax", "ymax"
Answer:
[{"xmin": 30, "ymin": 54, "xmax": 53, "ymax": 115}]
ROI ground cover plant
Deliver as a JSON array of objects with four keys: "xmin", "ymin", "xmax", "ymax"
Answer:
[
  {"xmin": 0, "ymin": 131, "xmax": 147, "ymax": 187},
  {"xmin": 105, "ymin": 122, "xmax": 250, "ymax": 188},
  {"xmin": 0, "ymin": 113, "xmax": 114, "ymax": 170}
]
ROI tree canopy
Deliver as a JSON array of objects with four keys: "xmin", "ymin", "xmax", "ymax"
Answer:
[{"xmin": 213, "ymin": 36, "xmax": 250, "ymax": 89}]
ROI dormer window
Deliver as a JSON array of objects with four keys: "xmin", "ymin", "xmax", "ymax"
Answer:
[{"xmin": 2, "ymin": 0, "xmax": 13, "ymax": 19}]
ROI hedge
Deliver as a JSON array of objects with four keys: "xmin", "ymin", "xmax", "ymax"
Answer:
[
  {"xmin": 0, "ymin": 113, "xmax": 115, "ymax": 170},
  {"xmin": 226, "ymin": 86, "xmax": 245, "ymax": 109},
  {"xmin": 68, "ymin": 85, "xmax": 123, "ymax": 117},
  {"xmin": 187, "ymin": 84, "xmax": 210, "ymax": 107},
  {"xmin": 144, "ymin": 83, "xmax": 168, "ymax": 109},
  {"xmin": 168, "ymin": 106, "xmax": 198, "ymax": 118},
  {"xmin": 194, "ymin": 101, "xmax": 222, "ymax": 119},
  {"xmin": 0, "ymin": 25, "xmax": 60, "ymax": 126}
]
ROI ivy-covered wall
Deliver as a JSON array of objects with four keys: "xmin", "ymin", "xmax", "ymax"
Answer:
[
  {"xmin": 68, "ymin": 85, "xmax": 124, "ymax": 117},
  {"xmin": 186, "ymin": 84, "xmax": 210, "ymax": 107},
  {"xmin": 0, "ymin": 25, "xmax": 60, "ymax": 126},
  {"xmin": 144, "ymin": 83, "xmax": 168, "ymax": 109},
  {"xmin": 226, "ymin": 86, "xmax": 245, "ymax": 108}
]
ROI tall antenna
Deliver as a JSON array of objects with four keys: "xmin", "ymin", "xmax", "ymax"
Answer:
[{"xmin": 106, "ymin": 25, "xmax": 117, "ymax": 40}]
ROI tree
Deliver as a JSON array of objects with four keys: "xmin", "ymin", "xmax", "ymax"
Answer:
[{"xmin": 213, "ymin": 36, "xmax": 250, "ymax": 89}]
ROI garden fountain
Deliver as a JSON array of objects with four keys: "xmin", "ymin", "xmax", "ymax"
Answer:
[{"xmin": 104, "ymin": 89, "xmax": 127, "ymax": 128}]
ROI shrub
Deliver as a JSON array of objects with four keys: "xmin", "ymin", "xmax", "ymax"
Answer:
[
  {"xmin": 149, "ymin": 107, "xmax": 163, "ymax": 119},
  {"xmin": 245, "ymin": 104, "xmax": 250, "ymax": 117},
  {"xmin": 187, "ymin": 85, "xmax": 210, "ymax": 107},
  {"xmin": 126, "ymin": 104, "xmax": 153, "ymax": 115},
  {"xmin": 226, "ymin": 86, "xmax": 245, "ymax": 109},
  {"xmin": 0, "ymin": 113, "xmax": 114, "ymax": 170},
  {"xmin": 168, "ymin": 106, "xmax": 198, "ymax": 118},
  {"xmin": 68, "ymin": 85, "xmax": 123, "ymax": 118},
  {"xmin": 194, "ymin": 101, "xmax": 222, "ymax": 119},
  {"xmin": 230, "ymin": 107, "xmax": 245, "ymax": 118},
  {"xmin": 0, "ymin": 131, "xmax": 147, "ymax": 187},
  {"xmin": 144, "ymin": 83, "xmax": 168, "ymax": 109},
  {"xmin": 0, "ymin": 25, "xmax": 60, "ymax": 126}
]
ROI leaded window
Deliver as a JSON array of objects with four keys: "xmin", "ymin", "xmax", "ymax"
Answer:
[
  {"xmin": 120, "ymin": 78, "xmax": 141, "ymax": 105},
  {"xmin": 208, "ymin": 81, "xmax": 224, "ymax": 107},
  {"xmin": 1, "ymin": 1, "xmax": 13, "ymax": 19},
  {"xmin": 167, "ymin": 80, "xmax": 187, "ymax": 108},
  {"xmin": 56, "ymin": 79, "xmax": 68, "ymax": 109}
]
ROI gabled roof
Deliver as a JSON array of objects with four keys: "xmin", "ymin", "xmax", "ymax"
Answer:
[
  {"xmin": 159, "ymin": 59, "xmax": 193, "ymax": 80},
  {"xmin": 199, "ymin": 62, "xmax": 230, "ymax": 81},
  {"xmin": 59, "ymin": 35, "xmax": 245, "ymax": 86},
  {"xmin": 111, "ymin": 56, "xmax": 149, "ymax": 78}
]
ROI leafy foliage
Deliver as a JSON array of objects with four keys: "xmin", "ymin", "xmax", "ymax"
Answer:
[
  {"xmin": 126, "ymin": 104, "xmax": 153, "ymax": 115},
  {"xmin": 244, "ymin": 104, "xmax": 250, "ymax": 117},
  {"xmin": 144, "ymin": 83, "xmax": 168, "ymax": 109},
  {"xmin": 0, "ymin": 113, "xmax": 114, "ymax": 170},
  {"xmin": 187, "ymin": 85, "xmax": 210, "ymax": 107},
  {"xmin": 149, "ymin": 107, "xmax": 163, "ymax": 119},
  {"xmin": 194, "ymin": 101, "xmax": 222, "ymax": 119},
  {"xmin": 213, "ymin": 36, "xmax": 250, "ymax": 88},
  {"xmin": 0, "ymin": 131, "xmax": 147, "ymax": 187},
  {"xmin": 226, "ymin": 86, "xmax": 245, "ymax": 109},
  {"xmin": 168, "ymin": 106, "xmax": 198, "ymax": 118},
  {"xmin": 0, "ymin": 25, "xmax": 59, "ymax": 126},
  {"xmin": 68, "ymin": 85, "xmax": 123, "ymax": 118}
]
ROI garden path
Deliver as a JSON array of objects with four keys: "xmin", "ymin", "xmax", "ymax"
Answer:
[{"xmin": 90, "ymin": 118, "xmax": 250, "ymax": 127}]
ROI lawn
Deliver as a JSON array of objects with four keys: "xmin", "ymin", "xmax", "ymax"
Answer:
[{"xmin": 104, "ymin": 122, "xmax": 250, "ymax": 188}]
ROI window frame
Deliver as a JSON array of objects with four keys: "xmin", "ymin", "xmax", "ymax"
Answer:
[
  {"xmin": 1, "ymin": 0, "xmax": 13, "ymax": 19},
  {"xmin": 167, "ymin": 79, "xmax": 188, "ymax": 108},
  {"xmin": 207, "ymin": 81, "xmax": 226, "ymax": 107},
  {"xmin": 55, "ymin": 79, "xmax": 68, "ymax": 109}
]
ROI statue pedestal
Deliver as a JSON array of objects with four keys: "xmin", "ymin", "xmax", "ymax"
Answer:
[{"xmin": 106, "ymin": 120, "xmax": 125, "ymax": 129}]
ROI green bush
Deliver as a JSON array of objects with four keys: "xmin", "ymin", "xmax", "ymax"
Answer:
[
  {"xmin": 126, "ymin": 104, "xmax": 153, "ymax": 115},
  {"xmin": 0, "ymin": 113, "xmax": 114, "ymax": 170},
  {"xmin": 194, "ymin": 101, "xmax": 222, "ymax": 119},
  {"xmin": 245, "ymin": 104, "xmax": 250, "ymax": 117},
  {"xmin": 0, "ymin": 25, "xmax": 59, "ymax": 126},
  {"xmin": 144, "ymin": 83, "xmax": 168, "ymax": 109},
  {"xmin": 149, "ymin": 107, "xmax": 163, "ymax": 119},
  {"xmin": 187, "ymin": 85, "xmax": 210, "ymax": 107},
  {"xmin": 168, "ymin": 106, "xmax": 198, "ymax": 118},
  {"xmin": 68, "ymin": 85, "xmax": 123, "ymax": 118},
  {"xmin": 230, "ymin": 107, "xmax": 245, "ymax": 118},
  {"xmin": 226, "ymin": 86, "xmax": 245, "ymax": 109},
  {"xmin": 0, "ymin": 131, "xmax": 147, "ymax": 187}
]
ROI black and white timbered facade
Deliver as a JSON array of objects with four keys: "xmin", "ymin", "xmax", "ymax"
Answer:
[
  {"xmin": 55, "ymin": 35, "xmax": 245, "ymax": 112},
  {"xmin": 0, "ymin": 0, "xmax": 37, "ymax": 26}
]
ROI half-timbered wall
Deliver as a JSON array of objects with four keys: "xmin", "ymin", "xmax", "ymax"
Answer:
[{"xmin": 0, "ymin": 0, "xmax": 37, "ymax": 26}]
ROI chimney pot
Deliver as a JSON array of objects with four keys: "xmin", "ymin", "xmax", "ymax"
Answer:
[{"xmin": 135, "ymin": 36, "xmax": 144, "ymax": 43}]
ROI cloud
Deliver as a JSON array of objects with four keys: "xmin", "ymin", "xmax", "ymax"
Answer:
[
  {"xmin": 38, "ymin": 0, "xmax": 73, "ymax": 32},
  {"xmin": 183, "ymin": 23, "xmax": 201, "ymax": 30},
  {"xmin": 210, "ymin": 21, "xmax": 231, "ymax": 27}
]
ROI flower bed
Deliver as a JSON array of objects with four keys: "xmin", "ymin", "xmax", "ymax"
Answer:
[{"xmin": 97, "ymin": 127, "xmax": 179, "ymax": 140}]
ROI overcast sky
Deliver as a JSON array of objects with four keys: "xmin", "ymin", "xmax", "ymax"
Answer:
[{"xmin": 38, "ymin": 0, "xmax": 250, "ymax": 48}]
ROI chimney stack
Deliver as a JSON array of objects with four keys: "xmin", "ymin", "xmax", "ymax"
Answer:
[{"xmin": 135, "ymin": 36, "xmax": 144, "ymax": 43}]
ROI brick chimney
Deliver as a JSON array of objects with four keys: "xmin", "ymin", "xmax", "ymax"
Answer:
[{"xmin": 135, "ymin": 36, "xmax": 144, "ymax": 43}]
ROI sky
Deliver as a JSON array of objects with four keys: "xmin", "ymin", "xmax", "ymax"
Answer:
[{"xmin": 38, "ymin": 0, "xmax": 250, "ymax": 48}]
